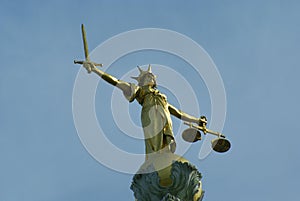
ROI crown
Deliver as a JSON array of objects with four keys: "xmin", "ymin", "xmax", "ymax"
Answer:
[{"xmin": 131, "ymin": 64, "xmax": 156, "ymax": 85}]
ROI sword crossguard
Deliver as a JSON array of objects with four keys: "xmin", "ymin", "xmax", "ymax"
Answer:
[
  {"xmin": 74, "ymin": 60, "xmax": 103, "ymax": 67},
  {"xmin": 74, "ymin": 60, "xmax": 103, "ymax": 74}
]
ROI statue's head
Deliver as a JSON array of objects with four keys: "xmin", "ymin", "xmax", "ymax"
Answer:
[{"xmin": 131, "ymin": 65, "xmax": 157, "ymax": 87}]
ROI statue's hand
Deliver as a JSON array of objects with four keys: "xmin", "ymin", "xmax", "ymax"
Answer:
[
  {"xmin": 198, "ymin": 116, "xmax": 207, "ymax": 127},
  {"xmin": 83, "ymin": 61, "xmax": 96, "ymax": 73}
]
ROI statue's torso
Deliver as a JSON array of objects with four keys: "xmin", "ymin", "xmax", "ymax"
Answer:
[
  {"xmin": 135, "ymin": 85, "xmax": 167, "ymax": 108},
  {"xmin": 124, "ymin": 84, "xmax": 175, "ymax": 153}
]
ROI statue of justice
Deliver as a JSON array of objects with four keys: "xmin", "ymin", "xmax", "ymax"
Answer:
[
  {"xmin": 74, "ymin": 24, "xmax": 231, "ymax": 158},
  {"xmin": 82, "ymin": 61, "xmax": 208, "ymax": 157},
  {"xmin": 74, "ymin": 24, "xmax": 231, "ymax": 201}
]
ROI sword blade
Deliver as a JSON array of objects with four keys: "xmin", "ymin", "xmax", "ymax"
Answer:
[{"xmin": 81, "ymin": 24, "xmax": 89, "ymax": 61}]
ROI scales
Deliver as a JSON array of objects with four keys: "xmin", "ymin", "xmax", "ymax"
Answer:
[{"xmin": 182, "ymin": 121, "xmax": 231, "ymax": 153}]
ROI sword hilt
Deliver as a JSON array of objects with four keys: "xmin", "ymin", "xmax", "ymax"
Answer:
[
  {"xmin": 74, "ymin": 60, "xmax": 103, "ymax": 67},
  {"xmin": 74, "ymin": 60, "xmax": 83, "ymax": 64}
]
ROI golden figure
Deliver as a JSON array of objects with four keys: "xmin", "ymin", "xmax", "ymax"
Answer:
[
  {"xmin": 81, "ymin": 61, "xmax": 206, "ymax": 159},
  {"xmin": 74, "ymin": 25, "xmax": 231, "ymax": 200},
  {"xmin": 74, "ymin": 24, "xmax": 229, "ymax": 160}
]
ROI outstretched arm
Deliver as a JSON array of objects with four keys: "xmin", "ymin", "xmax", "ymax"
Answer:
[
  {"xmin": 83, "ymin": 61, "xmax": 131, "ymax": 96},
  {"xmin": 168, "ymin": 104, "xmax": 207, "ymax": 125}
]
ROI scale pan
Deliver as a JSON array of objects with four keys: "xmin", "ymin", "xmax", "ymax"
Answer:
[
  {"xmin": 182, "ymin": 128, "xmax": 201, "ymax": 143},
  {"xmin": 211, "ymin": 138, "xmax": 231, "ymax": 153}
]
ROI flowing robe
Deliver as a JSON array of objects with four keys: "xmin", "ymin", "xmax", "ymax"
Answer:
[{"xmin": 124, "ymin": 84, "xmax": 176, "ymax": 155}]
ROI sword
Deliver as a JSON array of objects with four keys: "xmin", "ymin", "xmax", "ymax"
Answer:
[{"xmin": 74, "ymin": 24, "xmax": 102, "ymax": 70}]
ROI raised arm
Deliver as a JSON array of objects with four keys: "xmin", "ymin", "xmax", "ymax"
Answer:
[
  {"xmin": 83, "ymin": 61, "xmax": 131, "ymax": 96},
  {"xmin": 168, "ymin": 104, "xmax": 207, "ymax": 125}
]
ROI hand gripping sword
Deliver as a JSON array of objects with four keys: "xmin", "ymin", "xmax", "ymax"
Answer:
[{"xmin": 74, "ymin": 24, "xmax": 102, "ymax": 71}]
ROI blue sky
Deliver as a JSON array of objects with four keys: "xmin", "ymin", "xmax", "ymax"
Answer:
[{"xmin": 1, "ymin": 0, "xmax": 300, "ymax": 200}]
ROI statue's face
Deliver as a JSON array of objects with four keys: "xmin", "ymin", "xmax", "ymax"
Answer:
[{"xmin": 140, "ymin": 73, "xmax": 156, "ymax": 87}]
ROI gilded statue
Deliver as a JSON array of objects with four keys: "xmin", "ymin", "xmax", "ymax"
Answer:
[
  {"xmin": 81, "ymin": 61, "xmax": 207, "ymax": 158},
  {"xmin": 74, "ymin": 24, "xmax": 232, "ymax": 201}
]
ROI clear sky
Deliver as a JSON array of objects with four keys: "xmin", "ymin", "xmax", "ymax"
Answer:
[{"xmin": 1, "ymin": 0, "xmax": 300, "ymax": 200}]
